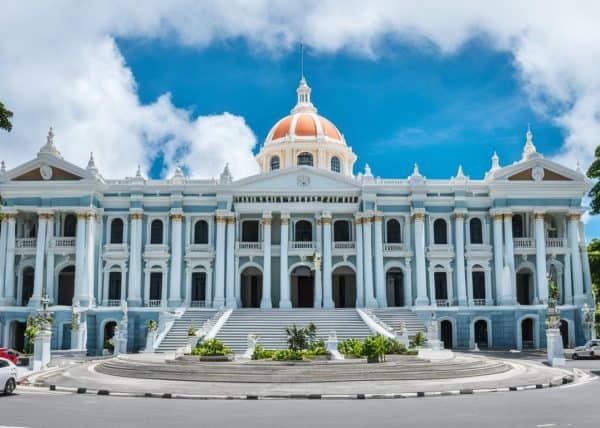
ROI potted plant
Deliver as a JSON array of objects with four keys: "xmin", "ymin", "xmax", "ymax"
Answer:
[
  {"xmin": 363, "ymin": 335, "xmax": 388, "ymax": 363},
  {"xmin": 186, "ymin": 323, "xmax": 199, "ymax": 349},
  {"xmin": 337, "ymin": 338, "xmax": 364, "ymax": 359},
  {"xmin": 191, "ymin": 338, "xmax": 232, "ymax": 361}
]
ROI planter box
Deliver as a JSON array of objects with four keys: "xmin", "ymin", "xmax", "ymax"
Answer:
[
  {"xmin": 367, "ymin": 356, "xmax": 381, "ymax": 364},
  {"xmin": 309, "ymin": 355, "xmax": 331, "ymax": 361},
  {"xmin": 198, "ymin": 355, "xmax": 232, "ymax": 362}
]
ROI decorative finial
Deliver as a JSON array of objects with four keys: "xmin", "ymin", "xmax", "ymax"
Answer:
[
  {"xmin": 0, "ymin": 161, "xmax": 6, "ymax": 174},
  {"xmin": 491, "ymin": 151, "xmax": 500, "ymax": 170},
  {"xmin": 86, "ymin": 152, "xmax": 98, "ymax": 175},
  {"xmin": 220, "ymin": 162, "xmax": 233, "ymax": 184},
  {"xmin": 412, "ymin": 163, "xmax": 421, "ymax": 177},
  {"xmin": 456, "ymin": 164, "xmax": 465, "ymax": 178},
  {"xmin": 38, "ymin": 126, "xmax": 62, "ymax": 158},
  {"xmin": 522, "ymin": 125, "xmax": 540, "ymax": 160},
  {"xmin": 173, "ymin": 161, "xmax": 183, "ymax": 178},
  {"xmin": 135, "ymin": 164, "xmax": 142, "ymax": 178},
  {"xmin": 576, "ymin": 160, "xmax": 582, "ymax": 173},
  {"xmin": 451, "ymin": 164, "xmax": 468, "ymax": 184},
  {"xmin": 300, "ymin": 41, "xmax": 304, "ymax": 80},
  {"xmin": 364, "ymin": 163, "xmax": 373, "ymax": 177},
  {"xmin": 47, "ymin": 126, "xmax": 54, "ymax": 145},
  {"xmin": 292, "ymin": 71, "xmax": 316, "ymax": 114}
]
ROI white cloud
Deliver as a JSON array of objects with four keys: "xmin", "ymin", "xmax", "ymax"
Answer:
[{"xmin": 1, "ymin": 1, "xmax": 600, "ymax": 179}]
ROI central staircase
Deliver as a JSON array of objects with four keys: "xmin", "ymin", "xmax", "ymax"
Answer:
[
  {"xmin": 216, "ymin": 309, "xmax": 373, "ymax": 353},
  {"xmin": 156, "ymin": 309, "xmax": 219, "ymax": 353},
  {"xmin": 368, "ymin": 308, "xmax": 425, "ymax": 338}
]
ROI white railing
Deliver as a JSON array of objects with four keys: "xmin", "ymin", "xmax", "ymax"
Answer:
[
  {"xmin": 513, "ymin": 237, "xmax": 534, "ymax": 248},
  {"xmin": 383, "ymin": 243, "xmax": 404, "ymax": 251},
  {"xmin": 187, "ymin": 244, "xmax": 211, "ymax": 253},
  {"xmin": 238, "ymin": 241, "xmax": 262, "ymax": 250},
  {"xmin": 190, "ymin": 300, "xmax": 206, "ymax": 308},
  {"xmin": 289, "ymin": 241, "xmax": 316, "ymax": 250},
  {"xmin": 146, "ymin": 299, "xmax": 163, "ymax": 307},
  {"xmin": 546, "ymin": 238, "xmax": 567, "ymax": 248},
  {"xmin": 333, "ymin": 241, "xmax": 355, "ymax": 250},
  {"xmin": 52, "ymin": 237, "xmax": 76, "ymax": 248},
  {"xmin": 16, "ymin": 238, "xmax": 36, "ymax": 248},
  {"xmin": 472, "ymin": 299, "xmax": 487, "ymax": 306},
  {"xmin": 106, "ymin": 299, "xmax": 121, "ymax": 307},
  {"xmin": 436, "ymin": 299, "xmax": 451, "ymax": 307}
]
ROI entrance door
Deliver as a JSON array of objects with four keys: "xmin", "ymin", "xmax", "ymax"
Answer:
[
  {"xmin": 474, "ymin": 320, "xmax": 489, "ymax": 348},
  {"xmin": 559, "ymin": 320, "xmax": 569, "ymax": 348},
  {"xmin": 191, "ymin": 272, "xmax": 207, "ymax": 306},
  {"xmin": 240, "ymin": 267, "xmax": 262, "ymax": 308},
  {"xmin": 516, "ymin": 272, "xmax": 532, "ymax": 305},
  {"xmin": 291, "ymin": 266, "xmax": 314, "ymax": 308},
  {"xmin": 10, "ymin": 321, "xmax": 26, "ymax": 352},
  {"xmin": 521, "ymin": 318, "xmax": 534, "ymax": 348},
  {"xmin": 441, "ymin": 320, "xmax": 453, "ymax": 349},
  {"xmin": 332, "ymin": 266, "xmax": 356, "ymax": 308},
  {"xmin": 61, "ymin": 323, "xmax": 72, "ymax": 349},
  {"xmin": 386, "ymin": 269, "xmax": 404, "ymax": 307}
]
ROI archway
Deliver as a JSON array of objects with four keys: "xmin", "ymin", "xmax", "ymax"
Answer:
[
  {"xmin": 386, "ymin": 268, "xmax": 404, "ymax": 307},
  {"xmin": 559, "ymin": 319, "xmax": 569, "ymax": 349},
  {"xmin": 103, "ymin": 321, "xmax": 117, "ymax": 351},
  {"xmin": 521, "ymin": 318, "xmax": 535, "ymax": 349},
  {"xmin": 474, "ymin": 319, "xmax": 489, "ymax": 348},
  {"xmin": 440, "ymin": 320, "xmax": 453, "ymax": 349},
  {"xmin": 57, "ymin": 265, "xmax": 75, "ymax": 305},
  {"xmin": 332, "ymin": 265, "xmax": 356, "ymax": 308},
  {"xmin": 9, "ymin": 321, "xmax": 26, "ymax": 352},
  {"xmin": 291, "ymin": 265, "xmax": 314, "ymax": 308},
  {"xmin": 21, "ymin": 266, "xmax": 34, "ymax": 306},
  {"xmin": 240, "ymin": 267, "xmax": 262, "ymax": 308},
  {"xmin": 516, "ymin": 268, "xmax": 534, "ymax": 305}
]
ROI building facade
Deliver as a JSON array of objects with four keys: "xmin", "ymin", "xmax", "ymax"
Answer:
[{"xmin": 0, "ymin": 78, "xmax": 594, "ymax": 354}]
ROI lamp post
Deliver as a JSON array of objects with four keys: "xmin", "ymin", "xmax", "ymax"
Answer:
[
  {"xmin": 545, "ymin": 280, "xmax": 565, "ymax": 366},
  {"xmin": 581, "ymin": 303, "xmax": 596, "ymax": 341}
]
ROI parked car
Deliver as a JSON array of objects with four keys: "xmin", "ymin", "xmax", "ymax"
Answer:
[
  {"xmin": 0, "ymin": 358, "xmax": 17, "ymax": 395},
  {"xmin": 0, "ymin": 348, "xmax": 19, "ymax": 365},
  {"xmin": 571, "ymin": 340, "xmax": 600, "ymax": 359}
]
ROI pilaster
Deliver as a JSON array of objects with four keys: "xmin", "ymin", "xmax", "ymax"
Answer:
[
  {"xmin": 260, "ymin": 213, "xmax": 272, "ymax": 308},
  {"xmin": 534, "ymin": 212, "xmax": 548, "ymax": 303},
  {"xmin": 279, "ymin": 213, "xmax": 291, "ymax": 308},
  {"xmin": 321, "ymin": 213, "xmax": 333, "ymax": 308},
  {"xmin": 413, "ymin": 212, "xmax": 428, "ymax": 306},
  {"xmin": 373, "ymin": 213, "xmax": 386, "ymax": 307},
  {"xmin": 454, "ymin": 212, "xmax": 467, "ymax": 306},
  {"xmin": 168, "ymin": 211, "xmax": 183, "ymax": 306}
]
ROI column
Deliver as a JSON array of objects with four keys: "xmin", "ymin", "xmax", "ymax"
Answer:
[
  {"xmin": 225, "ymin": 216, "xmax": 236, "ymax": 308},
  {"xmin": 492, "ymin": 214, "xmax": 504, "ymax": 304},
  {"xmin": 564, "ymin": 252, "xmax": 573, "ymax": 304},
  {"xmin": 279, "ymin": 213, "xmax": 291, "ymax": 308},
  {"xmin": 568, "ymin": 213, "xmax": 584, "ymax": 304},
  {"xmin": 74, "ymin": 213, "xmax": 87, "ymax": 304},
  {"xmin": 413, "ymin": 213, "xmax": 429, "ymax": 306},
  {"xmin": 45, "ymin": 214, "xmax": 55, "ymax": 303},
  {"xmin": 534, "ymin": 212, "xmax": 548, "ymax": 303},
  {"xmin": 3, "ymin": 214, "xmax": 16, "ymax": 305},
  {"xmin": 322, "ymin": 213, "xmax": 334, "ymax": 308},
  {"xmin": 206, "ymin": 262, "xmax": 213, "ymax": 307},
  {"xmin": 84, "ymin": 213, "xmax": 96, "ymax": 306},
  {"xmin": 127, "ymin": 212, "xmax": 143, "ymax": 306},
  {"xmin": 314, "ymin": 214, "xmax": 323, "ymax": 308},
  {"xmin": 30, "ymin": 213, "xmax": 49, "ymax": 306},
  {"xmin": 373, "ymin": 214, "xmax": 386, "ymax": 307},
  {"xmin": 579, "ymin": 220, "xmax": 593, "ymax": 301},
  {"xmin": 362, "ymin": 215, "xmax": 377, "ymax": 307},
  {"xmin": 0, "ymin": 217, "xmax": 8, "ymax": 304},
  {"xmin": 168, "ymin": 212, "xmax": 183, "ymax": 306},
  {"xmin": 314, "ymin": 259, "xmax": 322, "ymax": 309},
  {"xmin": 455, "ymin": 213, "xmax": 467, "ymax": 306},
  {"xmin": 213, "ymin": 214, "xmax": 227, "ymax": 308},
  {"xmin": 501, "ymin": 213, "xmax": 515, "ymax": 305},
  {"xmin": 161, "ymin": 268, "xmax": 168, "ymax": 308},
  {"xmin": 260, "ymin": 213, "xmax": 272, "ymax": 308},
  {"xmin": 354, "ymin": 215, "xmax": 364, "ymax": 307},
  {"xmin": 484, "ymin": 267, "xmax": 493, "ymax": 305},
  {"xmin": 404, "ymin": 261, "xmax": 413, "ymax": 306}
]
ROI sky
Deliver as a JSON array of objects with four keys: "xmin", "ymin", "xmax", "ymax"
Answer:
[{"xmin": 1, "ymin": 1, "xmax": 600, "ymax": 237}]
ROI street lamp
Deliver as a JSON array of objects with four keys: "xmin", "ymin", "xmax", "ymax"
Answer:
[{"xmin": 581, "ymin": 303, "xmax": 596, "ymax": 341}]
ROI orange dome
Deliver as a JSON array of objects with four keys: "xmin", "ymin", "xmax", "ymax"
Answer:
[{"xmin": 268, "ymin": 113, "xmax": 342, "ymax": 142}]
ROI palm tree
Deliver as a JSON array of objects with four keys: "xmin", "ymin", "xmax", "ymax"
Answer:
[{"xmin": 0, "ymin": 102, "xmax": 13, "ymax": 132}]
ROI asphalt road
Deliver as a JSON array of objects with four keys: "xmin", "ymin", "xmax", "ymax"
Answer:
[{"xmin": 1, "ymin": 358, "xmax": 598, "ymax": 428}]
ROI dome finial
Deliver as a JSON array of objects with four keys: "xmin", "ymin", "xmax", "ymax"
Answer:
[
  {"xmin": 86, "ymin": 151, "xmax": 99, "ymax": 176},
  {"xmin": 300, "ymin": 41, "xmax": 305, "ymax": 80},
  {"xmin": 38, "ymin": 125, "xmax": 62, "ymax": 158},
  {"xmin": 522, "ymin": 124, "xmax": 541, "ymax": 160},
  {"xmin": 491, "ymin": 151, "xmax": 500, "ymax": 170}
]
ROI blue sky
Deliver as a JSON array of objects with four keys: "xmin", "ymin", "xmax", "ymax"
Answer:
[{"xmin": 119, "ymin": 37, "xmax": 565, "ymax": 180}]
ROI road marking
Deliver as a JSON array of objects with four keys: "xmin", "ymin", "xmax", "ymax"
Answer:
[{"xmin": 536, "ymin": 424, "xmax": 556, "ymax": 427}]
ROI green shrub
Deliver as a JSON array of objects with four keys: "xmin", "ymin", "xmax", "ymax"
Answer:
[
  {"xmin": 305, "ymin": 346, "xmax": 330, "ymax": 357},
  {"xmin": 191, "ymin": 338, "xmax": 232, "ymax": 356},
  {"xmin": 406, "ymin": 349, "xmax": 419, "ymax": 356},
  {"xmin": 272, "ymin": 349, "xmax": 304, "ymax": 361},
  {"xmin": 385, "ymin": 338, "xmax": 407, "ymax": 355},
  {"xmin": 410, "ymin": 331, "xmax": 427, "ymax": 348},
  {"xmin": 251, "ymin": 345, "xmax": 275, "ymax": 360},
  {"xmin": 286, "ymin": 323, "xmax": 318, "ymax": 351},
  {"xmin": 363, "ymin": 334, "xmax": 388, "ymax": 363},
  {"xmin": 337, "ymin": 338, "xmax": 364, "ymax": 358}
]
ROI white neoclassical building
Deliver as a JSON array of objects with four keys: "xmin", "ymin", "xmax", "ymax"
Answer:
[{"xmin": 0, "ymin": 77, "xmax": 594, "ymax": 354}]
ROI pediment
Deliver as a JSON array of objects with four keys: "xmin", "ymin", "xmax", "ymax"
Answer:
[
  {"xmin": 232, "ymin": 167, "xmax": 361, "ymax": 193},
  {"xmin": 2, "ymin": 155, "xmax": 93, "ymax": 183},
  {"xmin": 489, "ymin": 157, "xmax": 585, "ymax": 183}
]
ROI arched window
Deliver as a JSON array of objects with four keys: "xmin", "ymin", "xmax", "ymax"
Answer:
[
  {"xmin": 297, "ymin": 152, "xmax": 314, "ymax": 167},
  {"xmin": 110, "ymin": 218, "xmax": 124, "ymax": 244},
  {"xmin": 150, "ymin": 219, "xmax": 163, "ymax": 244},
  {"xmin": 433, "ymin": 219, "xmax": 448, "ymax": 244},
  {"xmin": 331, "ymin": 156, "xmax": 341, "ymax": 173},
  {"xmin": 469, "ymin": 218, "xmax": 483, "ymax": 244},
  {"xmin": 241, "ymin": 220, "xmax": 260, "ymax": 242},
  {"xmin": 295, "ymin": 220, "xmax": 312, "ymax": 242},
  {"xmin": 512, "ymin": 214, "xmax": 524, "ymax": 238},
  {"xmin": 194, "ymin": 220, "xmax": 209, "ymax": 244},
  {"xmin": 63, "ymin": 214, "xmax": 77, "ymax": 237},
  {"xmin": 270, "ymin": 156, "xmax": 280, "ymax": 171},
  {"xmin": 333, "ymin": 220, "xmax": 351, "ymax": 242},
  {"xmin": 386, "ymin": 219, "xmax": 402, "ymax": 243}
]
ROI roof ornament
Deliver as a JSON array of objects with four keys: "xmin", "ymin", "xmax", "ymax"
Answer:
[
  {"xmin": 86, "ymin": 152, "xmax": 99, "ymax": 176},
  {"xmin": 219, "ymin": 163, "xmax": 233, "ymax": 184},
  {"xmin": 0, "ymin": 161, "xmax": 6, "ymax": 174},
  {"xmin": 491, "ymin": 151, "xmax": 500, "ymax": 170},
  {"xmin": 408, "ymin": 163, "xmax": 425, "ymax": 185},
  {"xmin": 522, "ymin": 124, "xmax": 541, "ymax": 160},
  {"xmin": 575, "ymin": 160, "xmax": 582, "ymax": 174},
  {"xmin": 135, "ymin": 164, "xmax": 142, "ymax": 178},
  {"xmin": 451, "ymin": 164, "xmax": 468, "ymax": 184},
  {"xmin": 38, "ymin": 126, "xmax": 62, "ymax": 158},
  {"xmin": 292, "ymin": 43, "xmax": 316, "ymax": 114}
]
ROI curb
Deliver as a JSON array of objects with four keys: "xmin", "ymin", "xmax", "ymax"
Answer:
[{"xmin": 41, "ymin": 374, "xmax": 574, "ymax": 400}]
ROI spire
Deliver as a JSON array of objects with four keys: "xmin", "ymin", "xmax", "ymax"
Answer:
[
  {"xmin": 300, "ymin": 41, "xmax": 305, "ymax": 80},
  {"xmin": 173, "ymin": 162, "xmax": 183, "ymax": 178},
  {"xmin": 491, "ymin": 151, "xmax": 500, "ymax": 170},
  {"xmin": 292, "ymin": 44, "xmax": 316, "ymax": 114},
  {"xmin": 408, "ymin": 163, "xmax": 425, "ymax": 185},
  {"xmin": 219, "ymin": 163, "xmax": 233, "ymax": 184},
  {"xmin": 38, "ymin": 126, "xmax": 62, "ymax": 158},
  {"xmin": 0, "ymin": 161, "xmax": 6, "ymax": 174},
  {"xmin": 86, "ymin": 152, "xmax": 98, "ymax": 176},
  {"xmin": 451, "ymin": 164, "xmax": 468, "ymax": 184},
  {"xmin": 135, "ymin": 164, "xmax": 142, "ymax": 178},
  {"xmin": 576, "ymin": 160, "xmax": 582, "ymax": 174},
  {"xmin": 522, "ymin": 124, "xmax": 541, "ymax": 160}
]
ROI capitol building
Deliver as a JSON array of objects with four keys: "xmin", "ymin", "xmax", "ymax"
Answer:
[{"xmin": 0, "ymin": 77, "xmax": 594, "ymax": 355}]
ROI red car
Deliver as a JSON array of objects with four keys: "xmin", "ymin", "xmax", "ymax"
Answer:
[{"xmin": 0, "ymin": 349, "xmax": 19, "ymax": 365}]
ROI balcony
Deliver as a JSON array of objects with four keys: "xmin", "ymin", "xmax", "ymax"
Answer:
[
  {"xmin": 471, "ymin": 299, "xmax": 487, "ymax": 306},
  {"xmin": 513, "ymin": 237, "xmax": 534, "ymax": 249},
  {"xmin": 105, "ymin": 299, "xmax": 122, "ymax": 307},
  {"xmin": 546, "ymin": 237, "xmax": 567, "ymax": 249},
  {"xmin": 435, "ymin": 299, "xmax": 451, "ymax": 307},
  {"xmin": 383, "ymin": 243, "xmax": 404, "ymax": 252},
  {"xmin": 143, "ymin": 244, "xmax": 169, "ymax": 260},
  {"xmin": 333, "ymin": 241, "xmax": 356, "ymax": 250},
  {"xmin": 146, "ymin": 299, "xmax": 163, "ymax": 308},
  {"xmin": 51, "ymin": 237, "xmax": 76, "ymax": 249},
  {"xmin": 187, "ymin": 243, "xmax": 211, "ymax": 253},
  {"xmin": 16, "ymin": 238, "xmax": 36, "ymax": 249},
  {"xmin": 237, "ymin": 242, "xmax": 262, "ymax": 250},
  {"xmin": 289, "ymin": 241, "xmax": 316, "ymax": 251}
]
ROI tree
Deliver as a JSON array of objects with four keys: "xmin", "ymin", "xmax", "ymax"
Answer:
[
  {"xmin": 0, "ymin": 102, "xmax": 13, "ymax": 132},
  {"xmin": 588, "ymin": 239, "xmax": 600, "ymax": 305}
]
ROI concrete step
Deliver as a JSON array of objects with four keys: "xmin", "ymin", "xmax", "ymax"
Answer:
[{"xmin": 156, "ymin": 309, "xmax": 219, "ymax": 353}]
